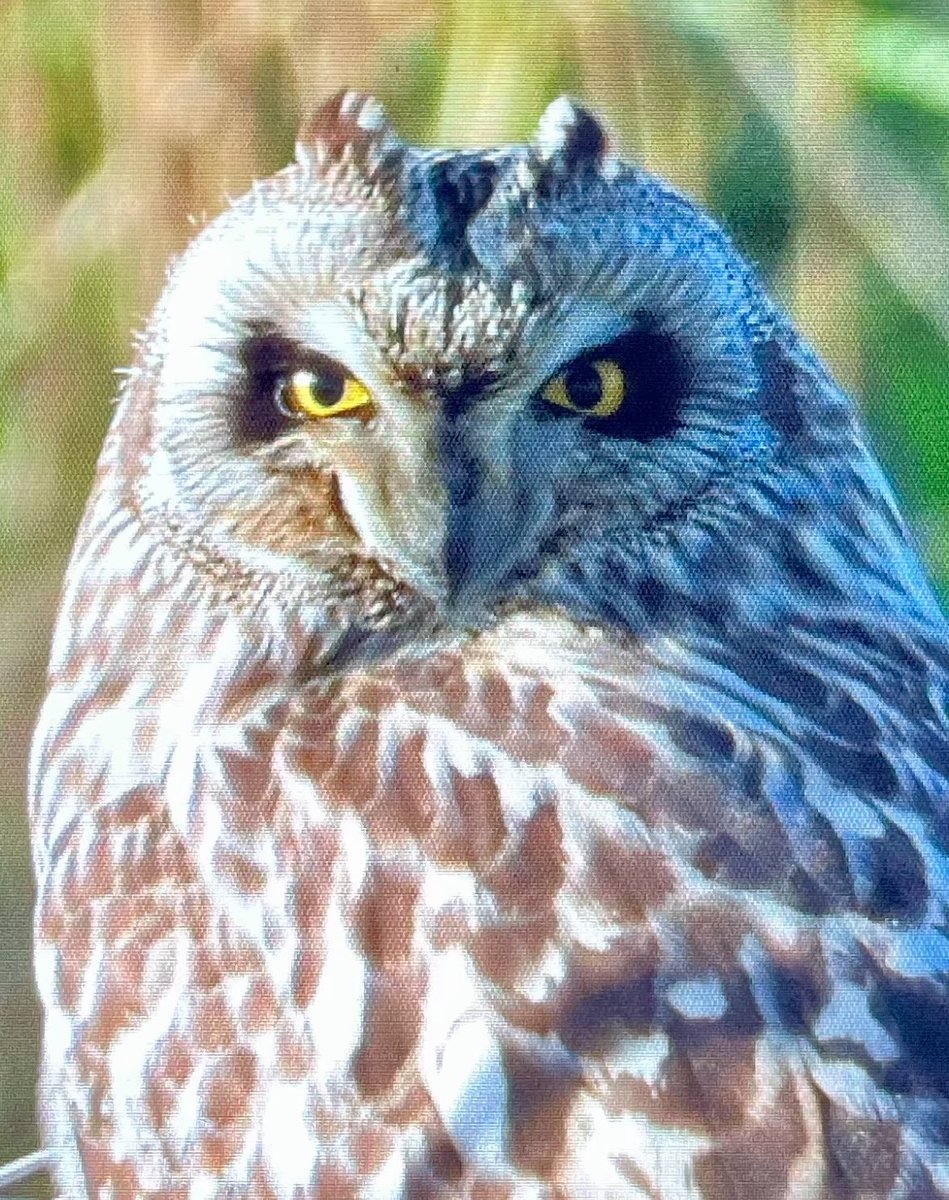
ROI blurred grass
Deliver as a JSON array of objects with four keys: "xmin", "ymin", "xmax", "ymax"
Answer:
[{"xmin": 0, "ymin": 0, "xmax": 946, "ymax": 1185}]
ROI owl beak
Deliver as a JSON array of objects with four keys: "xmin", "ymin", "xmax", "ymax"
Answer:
[
  {"xmin": 331, "ymin": 442, "xmax": 450, "ymax": 607},
  {"xmin": 445, "ymin": 483, "xmax": 551, "ymax": 613},
  {"xmin": 392, "ymin": 548, "xmax": 450, "ymax": 607},
  {"xmin": 337, "ymin": 403, "xmax": 537, "ymax": 616},
  {"xmin": 440, "ymin": 427, "xmax": 551, "ymax": 614}
]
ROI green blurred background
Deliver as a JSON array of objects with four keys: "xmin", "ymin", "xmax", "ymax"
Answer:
[{"xmin": 0, "ymin": 0, "xmax": 946, "ymax": 1184}]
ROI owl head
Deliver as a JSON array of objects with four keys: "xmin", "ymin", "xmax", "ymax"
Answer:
[{"xmin": 117, "ymin": 90, "xmax": 940, "ymax": 665}]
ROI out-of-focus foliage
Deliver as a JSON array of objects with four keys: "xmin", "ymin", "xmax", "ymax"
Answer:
[{"xmin": 0, "ymin": 0, "xmax": 946, "ymax": 1187}]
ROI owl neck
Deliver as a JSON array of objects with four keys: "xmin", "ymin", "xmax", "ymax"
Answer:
[{"xmin": 525, "ymin": 432, "xmax": 947, "ymax": 660}]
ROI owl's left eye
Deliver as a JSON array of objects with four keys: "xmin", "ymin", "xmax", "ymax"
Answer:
[
  {"xmin": 275, "ymin": 366, "xmax": 373, "ymax": 420},
  {"xmin": 542, "ymin": 358, "xmax": 626, "ymax": 417},
  {"xmin": 537, "ymin": 329, "xmax": 688, "ymax": 442}
]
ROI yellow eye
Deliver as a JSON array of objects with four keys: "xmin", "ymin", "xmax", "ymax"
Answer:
[
  {"xmin": 542, "ymin": 358, "xmax": 626, "ymax": 418},
  {"xmin": 276, "ymin": 367, "xmax": 373, "ymax": 420}
]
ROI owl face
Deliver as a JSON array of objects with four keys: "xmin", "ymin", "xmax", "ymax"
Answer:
[{"xmin": 130, "ymin": 91, "xmax": 889, "ymax": 659}]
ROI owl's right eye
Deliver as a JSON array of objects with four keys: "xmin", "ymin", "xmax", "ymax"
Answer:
[
  {"xmin": 236, "ymin": 330, "xmax": 373, "ymax": 442},
  {"xmin": 275, "ymin": 366, "xmax": 373, "ymax": 420}
]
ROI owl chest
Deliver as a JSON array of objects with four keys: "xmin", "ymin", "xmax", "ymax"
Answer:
[{"xmin": 32, "ymin": 629, "xmax": 734, "ymax": 1198}]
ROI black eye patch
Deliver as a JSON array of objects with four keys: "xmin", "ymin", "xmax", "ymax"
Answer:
[
  {"xmin": 537, "ymin": 326, "xmax": 690, "ymax": 441},
  {"xmin": 235, "ymin": 329, "xmax": 304, "ymax": 442}
]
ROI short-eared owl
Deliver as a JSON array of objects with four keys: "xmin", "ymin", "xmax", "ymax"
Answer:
[{"xmin": 29, "ymin": 91, "xmax": 949, "ymax": 1200}]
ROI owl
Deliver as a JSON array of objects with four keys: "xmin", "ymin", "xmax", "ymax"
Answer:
[{"xmin": 28, "ymin": 90, "xmax": 949, "ymax": 1200}]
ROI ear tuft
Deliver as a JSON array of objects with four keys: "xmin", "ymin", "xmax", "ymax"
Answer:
[
  {"xmin": 534, "ymin": 97, "xmax": 608, "ymax": 172},
  {"xmin": 296, "ymin": 90, "xmax": 404, "ymax": 179}
]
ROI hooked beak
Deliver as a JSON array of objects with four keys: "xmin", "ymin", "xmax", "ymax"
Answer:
[{"xmin": 330, "ymin": 389, "xmax": 548, "ymax": 619}]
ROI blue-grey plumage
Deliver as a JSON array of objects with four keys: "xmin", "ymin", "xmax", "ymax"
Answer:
[{"xmin": 327, "ymin": 91, "xmax": 949, "ymax": 1189}]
